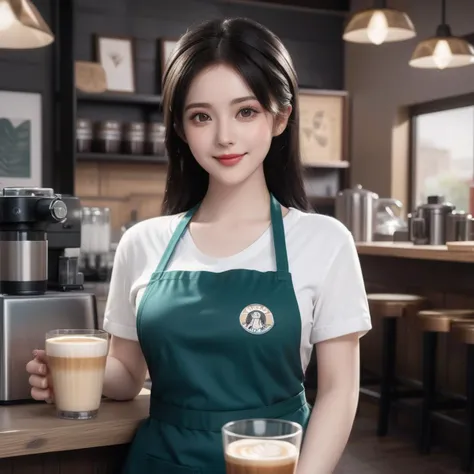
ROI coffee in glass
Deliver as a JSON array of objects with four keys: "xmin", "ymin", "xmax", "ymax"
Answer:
[
  {"xmin": 222, "ymin": 419, "xmax": 302, "ymax": 474},
  {"xmin": 45, "ymin": 329, "xmax": 109, "ymax": 420}
]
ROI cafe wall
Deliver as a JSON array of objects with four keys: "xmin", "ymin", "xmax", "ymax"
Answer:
[
  {"xmin": 345, "ymin": 0, "xmax": 474, "ymax": 208},
  {"xmin": 74, "ymin": 0, "xmax": 347, "ymax": 230},
  {"xmin": 0, "ymin": 0, "xmax": 54, "ymax": 188},
  {"xmin": 0, "ymin": 0, "xmax": 346, "ymax": 231}
]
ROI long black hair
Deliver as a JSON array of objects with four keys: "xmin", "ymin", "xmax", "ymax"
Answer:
[{"xmin": 161, "ymin": 17, "xmax": 309, "ymax": 215}]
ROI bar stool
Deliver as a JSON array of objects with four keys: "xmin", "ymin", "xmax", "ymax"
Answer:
[
  {"xmin": 362, "ymin": 293, "xmax": 427, "ymax": 436},
  {"xmin": 417, "ymin": 310, "xmax": 474, "ymax": 457},
  {"xmin": 446, "ymin": 321, "xmax": 474, "ymax": 471}
]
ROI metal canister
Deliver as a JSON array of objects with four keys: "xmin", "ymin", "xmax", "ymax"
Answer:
[
  {"xmin": 146, "ymin": 122, "xmax": 166, "ymax": 155},
  {"xmin": 76, "ymin": 118, "xmax": 93, "ymax": 153},
  {"xmin": 95, "ymin": 120, "xmax": 122, "ymax": 153},
  {"xmin": 446, "ymin": 210, "xmax": 472, "ymax": 242},
  {"xmin": 416, "ymin": 195, "xmax": 455, "ymax": 245},
  {"xmin": 123, "ymin": 122, "xmax": 146, "ymax": 155}
]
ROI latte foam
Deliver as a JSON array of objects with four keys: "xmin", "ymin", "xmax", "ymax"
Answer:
[
  {"xmin": 46, "ymin": 336, "xmax": 108, "ymax": 358},
  {"xmin": 46, "ymin": 336, "xmax": 108, "ymax": 415},
  {"xmin": 226, "ymin": 439, "xmax": 298, "ymax": 467}
]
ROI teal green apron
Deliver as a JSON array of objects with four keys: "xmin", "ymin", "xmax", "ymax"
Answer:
[{"xmin": 123, "ymin": 194, "xmax": 311, "ymax": 473}]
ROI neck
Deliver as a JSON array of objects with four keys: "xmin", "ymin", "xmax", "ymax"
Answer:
[{"xmin": 197, "ymin": 166, "xmax": 270, "ymax": 223}]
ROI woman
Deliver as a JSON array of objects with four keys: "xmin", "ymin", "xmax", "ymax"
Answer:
[{"xmin": 26, "ymin": 17, "xmax": 372, "ymax": 473}]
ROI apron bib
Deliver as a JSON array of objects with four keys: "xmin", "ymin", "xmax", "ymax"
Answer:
[{"xmin": 123, "ymin": 195, "xmax": 311, "ymax": 474}]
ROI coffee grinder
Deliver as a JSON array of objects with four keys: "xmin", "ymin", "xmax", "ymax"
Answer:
[{"xmin": 0, "ymin": 187, "xmax": 98, "ymax": 403}]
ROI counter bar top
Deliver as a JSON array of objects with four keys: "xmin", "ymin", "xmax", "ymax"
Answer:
[
  {"xmin": 356, "ymin": 242, "xmax": 474, "ymax": 263},
  {"xmin": 0, "ymin": 388, "xmax": 150, "ymax": 459}
]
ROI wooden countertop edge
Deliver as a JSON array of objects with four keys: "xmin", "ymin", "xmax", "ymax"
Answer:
[
  {"xmin": 356, "ymin": 242, "xmax": 474, "ymax": 263},
  {"xmin": 0, "ymin": 390, "xmax": 150, "ymax": 459}
]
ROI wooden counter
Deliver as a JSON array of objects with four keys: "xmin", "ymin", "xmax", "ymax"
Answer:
[
  {"xmin": 357, "ymin": 247, "xmax": 474, "ymax": 454},
  {"xmin": 356, "ymin": 241, "xmax": 474, "ymax": 263},
  {"xmin": 0, "ymin": 388, "xmax": 150, "ymax": 472}
]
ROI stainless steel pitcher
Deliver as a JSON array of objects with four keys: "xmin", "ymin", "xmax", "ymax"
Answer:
[{"xmin": 335, "ymin": 184, "xmax": 402, "ymax": 242}]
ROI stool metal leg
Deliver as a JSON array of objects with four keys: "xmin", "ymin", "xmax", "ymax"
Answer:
[
  {"xmin": 419, "ymin": 331, "xmax": 437, "ymax": 454},
  {"xmin": 378, "ymin": 317, "xmax": 397, "ymax": 437},
  {"xmin": 463, "ymin": 344, "xmax": 474, "ymax": 472}
]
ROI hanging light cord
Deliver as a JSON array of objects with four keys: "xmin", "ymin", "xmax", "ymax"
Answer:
[{"xmin": 441, "ymin": 0, "xmax": 446, "ymax": 25}]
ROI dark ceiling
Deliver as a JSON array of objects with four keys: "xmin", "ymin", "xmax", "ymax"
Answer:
[{"xmin": 231, "ymin": 0, "xmax": 350, "ymax": 13}]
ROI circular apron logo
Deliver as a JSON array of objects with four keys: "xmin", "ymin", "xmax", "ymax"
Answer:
[{"xmin": 239, "ymin": 304, "xmax": 274, "ymax": 335}]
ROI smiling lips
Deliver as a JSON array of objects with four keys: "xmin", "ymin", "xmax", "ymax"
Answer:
[{"xmin": 214, "ymin": 153, "xmax": 246, "ymax": 166}]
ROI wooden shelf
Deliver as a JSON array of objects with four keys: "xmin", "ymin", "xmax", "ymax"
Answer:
[
  {"xmin": 76, "ymin": 152, "xmax": 167, "ymax": 164},
  {"xmin": 308, "ymin": 196, "xmax": 336, "ymax": 206},
  {"xmin": 304, "ymin": 161, "xmax": 349, "ymax": 169},
  {"xmin": 76, "ymin": 91, "xmax": 162, "ymax": 106}
]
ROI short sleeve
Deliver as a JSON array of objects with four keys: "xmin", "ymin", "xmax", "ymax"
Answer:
[
  {"xmin": 310, "ymin": 234, "xmax": 372, "ymax": 344},
  {"xmin": 102, "ymin": 233, "xmax": 138, "ymax": 341}
]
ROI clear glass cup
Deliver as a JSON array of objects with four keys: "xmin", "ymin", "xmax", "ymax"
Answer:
[
  {"xmin": 45, "ymin": 329, "xmax": 109, "ymax": 420},
  {"xmin": 222, "ymin": 419, "xmax": 303, "ymax": 474}
]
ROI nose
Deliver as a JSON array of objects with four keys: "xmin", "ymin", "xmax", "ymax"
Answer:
[{"xmin": 215, "ymin": 119, "xmax": 235, "ymax": 148}]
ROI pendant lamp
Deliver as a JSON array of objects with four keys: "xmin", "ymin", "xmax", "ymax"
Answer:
[
  {"xmin": 409, "ymin": 0, "xmax": 474, "ymax": 69},
  {"xmin": 0, "ymin": 0, "xmax": 54, "ymax": 49},
  {"xmin": 343, "ymin": 0, "xmax": 415, "ymax": 45}
]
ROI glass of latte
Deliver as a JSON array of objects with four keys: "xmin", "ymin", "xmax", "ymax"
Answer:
[
  {"xmin": 222, "ymin": 419, "xmax": 302, "ymax": 474},
  {"xmin": 45, "ymin": 329, "xmax": 109, "ymax": 420}
]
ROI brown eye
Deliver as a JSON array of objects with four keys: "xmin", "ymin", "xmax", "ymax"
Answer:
[
  {"xmin": 238, "ymin": 107, "xmax": 260, "ymax": 119},
  {"xmin": 192, "ymin": 113, "xmax": 210, "ymax": 123},
  {"xmin": 239, "ymin": 108, "xmax": 254, "ymax": 118}
]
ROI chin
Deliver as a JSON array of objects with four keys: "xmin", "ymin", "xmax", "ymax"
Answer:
[
  {"xmin": 200, "ymin": 158, "xmax": 263, "ymax": 187},
  {"xmin": 209, "ymin": 168, "xmax": 256, "ymax": 187}
]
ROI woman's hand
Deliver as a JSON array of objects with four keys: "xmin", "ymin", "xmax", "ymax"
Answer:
[{"xmin": 25, "ymin": 350, "xmax": 54, "ymax": 403}]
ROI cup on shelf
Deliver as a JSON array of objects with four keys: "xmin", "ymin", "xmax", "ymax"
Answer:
[
  {"xmin": 95, "ymin": 120, "xmax": 122, "ymax": 154},
  {"xmin": 123, "ymin": 122, "xmax": 146, "ymax": 155},
  {"xmin": 146, "ymin": 122, "xmax": 166, "ymax": 156},
  {"xmin": 81, "ymin": 206, "xmax": 111, "ymax": 255},
  {"xmin": 76, "ymin": 118, "xmax": 93, "ymax": 153}
]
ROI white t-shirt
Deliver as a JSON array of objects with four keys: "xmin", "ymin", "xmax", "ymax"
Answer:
[{"xmin": 103, "ymin": 208, "xmax": 372, "ymax": 374}]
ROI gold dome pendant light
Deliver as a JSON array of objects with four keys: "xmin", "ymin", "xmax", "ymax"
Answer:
[
  {"xmin": 409, "ymin": 0, "xmax": 474, "ymax": 69},
  {"xmin": 343, "ymin": 0, "xmax": 416, "ymax": 45},
  {"xmin": 0, "ymin": 0, "xmax": 54, "ymax": 49}
]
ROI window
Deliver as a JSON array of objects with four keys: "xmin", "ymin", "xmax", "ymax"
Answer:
[{"xmin": 411, "ymin": 101, "xmax": 474, "ymax": 213}]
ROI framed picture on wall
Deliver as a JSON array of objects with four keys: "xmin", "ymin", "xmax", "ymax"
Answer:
[
  {"xmin": 298, "ymin": 89, "xmax": 348, "ymax": 166},
  {"xmin": 0, "ymin": 90, "xmax": 42, "ymax": 189},
  {"xmin": 158, "ymin": 38, "xmax": 179, "ymax": 77},
  {"xmin": 96, "ymin": 35, "xmax": 136, "ymax": 93}
]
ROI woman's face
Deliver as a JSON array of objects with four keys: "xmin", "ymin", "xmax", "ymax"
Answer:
[{"xmin": 182, "ymin": 64, "xmax": 289, "ymax": 187}]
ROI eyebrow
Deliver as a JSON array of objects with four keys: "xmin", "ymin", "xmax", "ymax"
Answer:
[{"xmin": 184, "ymin": 95, "xmax": 258, "ymax": 111}]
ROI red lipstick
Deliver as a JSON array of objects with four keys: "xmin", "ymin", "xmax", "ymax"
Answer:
[{"xmin": 215, "ymin": 153, "xmax": 245, "ymax": 166}]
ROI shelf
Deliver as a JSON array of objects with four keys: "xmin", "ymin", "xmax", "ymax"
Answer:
[
  {"xmin": 76, "ymin": 91, "xmax": 162, "ymax": 106},
  {"xmin": 308, "ymin": 196, "xmax": 336, "ymax": 206},
  {"xmin": 76, "ymin": 152, "xmax": 167, "ymax": 164},
  {"xmin": 304, "ymin": 161, "xmax": 349, "ymax": 169}
]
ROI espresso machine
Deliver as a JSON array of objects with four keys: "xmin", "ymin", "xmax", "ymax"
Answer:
[{"xmin": 0, "ymin": 187, "xmax": 98, "ymax": 404}]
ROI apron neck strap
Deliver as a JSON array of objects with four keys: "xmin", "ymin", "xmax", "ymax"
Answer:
[
  {"xmin": 155, "ymin": 194, "xmax": 289, "ymax": 273},
  {"xmin": 270, "ymin": 194, "xmax": 289, "ymax": 274},
  {"xmin": 155, "ymin": 205, "xmax": 197, "ymax": 273}
]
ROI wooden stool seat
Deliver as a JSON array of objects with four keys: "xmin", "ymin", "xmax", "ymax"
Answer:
[
  {"xmin": 430, "ymin": 320, "xmax": 474, "ymax": 471},
  {"xmin": 418, "ymin": 310, "xmax": 474, "ymax": 470},
  {"xmin": 452, "ymin": 322, "xmax": 474, "ymax": 345},
  {"xmin": 362, "ymin": 293, "xmax": 427, "ymax": 437},
  {"xmin": 418, "ymin": 310, "xmax": 474, "ymax": 333},
  {"xmin": 367, "ymin": 293, "xmax": 427, "ymax": 318}
]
